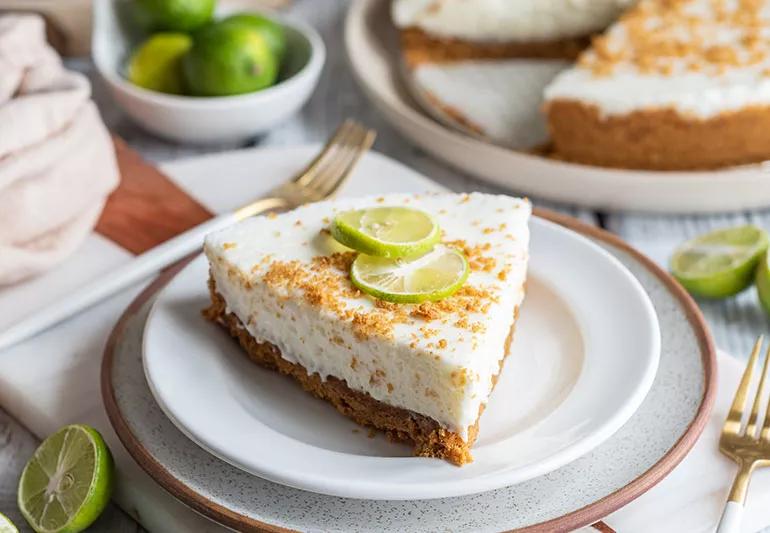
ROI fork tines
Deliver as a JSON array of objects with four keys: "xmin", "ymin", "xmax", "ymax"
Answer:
[{"xmin": 724, "ymin": 336, "xmax": 770, "ymax": 443}]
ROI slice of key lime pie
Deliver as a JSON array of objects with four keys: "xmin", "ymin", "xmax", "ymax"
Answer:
[{"xmin": 203, "ymin": 193, "xmax": 530, "ymax": 465}]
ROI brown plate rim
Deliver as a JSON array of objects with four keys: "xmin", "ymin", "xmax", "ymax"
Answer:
[{"xmin": 101, "ymin": 207, "xmax": 717, "ymax": 533}]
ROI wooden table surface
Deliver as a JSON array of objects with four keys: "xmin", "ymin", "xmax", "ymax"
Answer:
[{"xmin": 2, "ymin": 0, "xmax": 770, "ymax": 531}]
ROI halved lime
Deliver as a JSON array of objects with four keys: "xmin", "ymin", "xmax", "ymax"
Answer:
[
  {"xmin": 671, "ymin": 225, "xmax": 769, "ymax": 298},
  {"xmin": 0, "ymin": 513, "xmax": 19, "ymax": 533},
  {"xmin": 18, "ymin": 425, "xmax": 114, "ymax": 533},
  {"xmin": 350, "ymin": 244, "xmax": 469, "ymax": 303},
  {"xmin": 332, "ymin": 207, "xmax": 440, "ymax": 258},
  {"xmin": 756, "ymin": 252, "xmax": 770, "ymax": 315}
]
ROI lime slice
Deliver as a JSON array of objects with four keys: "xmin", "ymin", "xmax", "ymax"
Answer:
[
  {"xmin": 332, "ymin": 207, "xmax": 440, "ymax": 258},
  {"xmin": 671, "ymin": 225, "xmax": 769, "ymax": 298},
  {"xmin": 0, "ymin": 513, "xmax": 19, "ymax": 533},
  {"xmin": 756, "ymin": 252, "xmax": 770, "ymax": 315},
  {"xmin": 18, "ymin": 425, "xmax": 114, "ymax": 533},
  {"xmin": 350, "ymin": 244, "xmax": 469, "ymax": 303},
  {"xmin": 127, "ymin": 33, "xmax": 192, "ymax": 95}
]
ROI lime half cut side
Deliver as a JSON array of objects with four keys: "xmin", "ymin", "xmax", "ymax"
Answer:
[
  {"xmin": 671, "ymin": 225, "xmax": 769, "ymax": 299},
  {"xmin": 0, "ymin": 513, "xmax": 18, "ymax": 533},
  {"xmin": 18, "ymin": 425, "xmax": 114, "ymax": 533},
  {"xmin": 351, "ymin": 244, "xmax": 469, "ymax": 303},
  {"xmin": 332, "ymin": 207, "xmax": 440, "ymax": 258}
]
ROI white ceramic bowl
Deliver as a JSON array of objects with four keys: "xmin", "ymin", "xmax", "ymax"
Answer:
[{"xmin": 92, "ymin": 1, "xmax": 325, "ymax": 144}]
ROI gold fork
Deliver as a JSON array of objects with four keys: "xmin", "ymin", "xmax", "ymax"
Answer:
[
  {"xmin": 717, "ymin": 336, "xmax": 770, "ymax": 533},
  {"xmin": 235, "ymin": 119, "xmax": 375, "ymax": 218},
  {"xmin": 0, "ymin": 120, "xmax": 376, "ymax": 352}
]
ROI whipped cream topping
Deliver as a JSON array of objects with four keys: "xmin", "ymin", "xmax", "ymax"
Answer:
[
  {"xmin": 545, "ymin": 0, "xmax": 770, "ymax": 118},
  {"xmin": 204, "ymin": 193, "xmax": 530, "ymax": 438},
  {"xmin": 392, "ymin": 0, "xmax": 635, "ymax": 42}
]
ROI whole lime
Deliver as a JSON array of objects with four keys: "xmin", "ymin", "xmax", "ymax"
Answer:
[
  {"xmin": 133, "ymin": 0, "xmax": 215, "ymax": 32},
  {"xmin": 221, "ymin": 13, "xmax": 286, "ymax": 61},
  {"xmin": 127, "ymin": 33, "xmax": 192, "ymax": 94},
  {"xmin": 182, "ymin": 23, "xmax": 278, "ymax": 96}
]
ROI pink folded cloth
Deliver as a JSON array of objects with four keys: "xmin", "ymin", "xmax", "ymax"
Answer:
[{"xmin": 0, "ymin": 14, "xmax": 119, "ymax": 285}]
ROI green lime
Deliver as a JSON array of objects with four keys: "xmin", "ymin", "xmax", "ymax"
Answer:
[
  {"xmin": 18, "ymin": 425, "xmax": 114, "ymax": 533},
  {"xmin": 332, "ymin": 207, "xmax": 441, "ymax": 258},
  {"xmin": 0, "ymin": 513, "xmax": 19, "ymax": 533},
  {"xmin": 127, "ymin": 33, "xmax": 192, "ymax": 94},
  {"xmin": 350, "ymin": 244, "xmax": 469, "ymax": 303},
  {"xmin": 671, "ymin": 225, "xmax": 769, "ymax": 299},
  {"xmin": 221, "ymin": 13, "xmax": 286, "ymax": 61},
  {"xmin": 756, "ymin": 252, "xmax": 770, "ymax": 315},
  {"xmin": 132, "ymin": 0, "xmax": 215, "ymax": 32},
  {"xmin": 182, "ymin": 23, "xmax": 278, "ymax": 96}
]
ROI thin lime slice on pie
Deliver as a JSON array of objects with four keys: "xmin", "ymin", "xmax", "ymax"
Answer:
[
  {"xmin": 203, "ymin": 193, "xmax": 531, "ymax": 465},
  {"xmin": 671, "ymin": 225, "xmax": 769, "ymax": 298},
  {"xmin": 351, "ymin": 244, "xmax": 469, "ymax": 303},
  {"xmin": 331, "ymin": 206, "xmax": 440, "ymax": 258}
]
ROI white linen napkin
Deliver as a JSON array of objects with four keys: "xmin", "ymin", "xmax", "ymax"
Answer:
[{"xmin": 0, "ymin": 14, "xmax": 119, "ymax": 286}]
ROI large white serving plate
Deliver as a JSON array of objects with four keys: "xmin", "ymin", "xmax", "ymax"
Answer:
[
  {"xmin": 142, "ymin": 215, "xmax": 660, "ymax": 501},
  {"xmin": 345, "ymin": 0, "xmax": 770, "ymax": 214}
]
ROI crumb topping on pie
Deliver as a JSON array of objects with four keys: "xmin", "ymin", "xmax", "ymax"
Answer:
[
  {"xmin": 579, "ymin": 0, "xmax": 770, "ymax": 78},
  {"xmin": 257, "ymin": 236, "xmax": 503, "ymax": 344},
  {"xmin": 545, "ymin": 0, "xmax": 770, "ymax": 119}
]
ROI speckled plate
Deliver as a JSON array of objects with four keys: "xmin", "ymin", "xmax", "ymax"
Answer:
[{"xmin": 101, "ymin": 145, "xmax": 715, "ymax": 533}]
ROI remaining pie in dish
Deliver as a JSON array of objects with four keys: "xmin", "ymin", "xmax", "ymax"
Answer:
[
  {"xmin": 544, "ymin": 0, "xmax": 770, "ymax": 170},
  {"xmin": 392, "ymin": 0, "xmax": 634, "ymax": 148},
  {"xmin": 203, "ymin": 193, "xmax": 530, "ymax": 465}
]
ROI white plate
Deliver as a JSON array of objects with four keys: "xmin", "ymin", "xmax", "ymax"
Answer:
[
  {"xmin": 142, "ymin": 216, "xmax": 660, "ymax": 500},
  {"xmin": 344, "ymin": 0, "xmax": 770, "ymax": 214}
]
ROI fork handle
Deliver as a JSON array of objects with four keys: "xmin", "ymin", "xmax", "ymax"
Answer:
[
  {"xmin": 0, "ymin": 212, "xmax": 238, "ymax": 352},
  {"xmin": 716, "ymin": 501, "xmax": 743, "ymax": 533}
]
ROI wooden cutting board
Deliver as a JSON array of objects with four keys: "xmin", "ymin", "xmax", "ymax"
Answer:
[{"xmin": 96, "ymin": 138, "xmax": 214, "ymax": 255}]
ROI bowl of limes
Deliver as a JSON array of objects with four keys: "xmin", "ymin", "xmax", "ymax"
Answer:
[{"xmin": 93, "ymin": 0, "xmax": 325, "ymax": 144}]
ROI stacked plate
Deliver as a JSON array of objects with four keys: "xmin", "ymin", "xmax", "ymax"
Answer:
[{"xmin": 101, "ymin": 147, "xmax": 715, "ymax": 532}]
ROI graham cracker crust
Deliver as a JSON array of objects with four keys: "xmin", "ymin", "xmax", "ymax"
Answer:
[
  {"xmin": 203, "ymin": 275, "xmax": 517, "ymax": 465},
  {"xmin": 400, "ymin": 27, "xmax": 588, "ymax": 69},
  {"xmin": 546, "ymin": 99, "xmax": 770, "ymax": 170}
]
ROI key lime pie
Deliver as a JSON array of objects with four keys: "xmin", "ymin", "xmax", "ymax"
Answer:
[
  {"xmin": 203, "ymin": 193, "xmax": 530, "ymax": 465},
  {"xmin": 544, "ymin": 0, "xmax": 770, "ymax": 169},
  {"xmin": 392, "ymin": 0, "xmax": 635, "ymax": 148}
]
